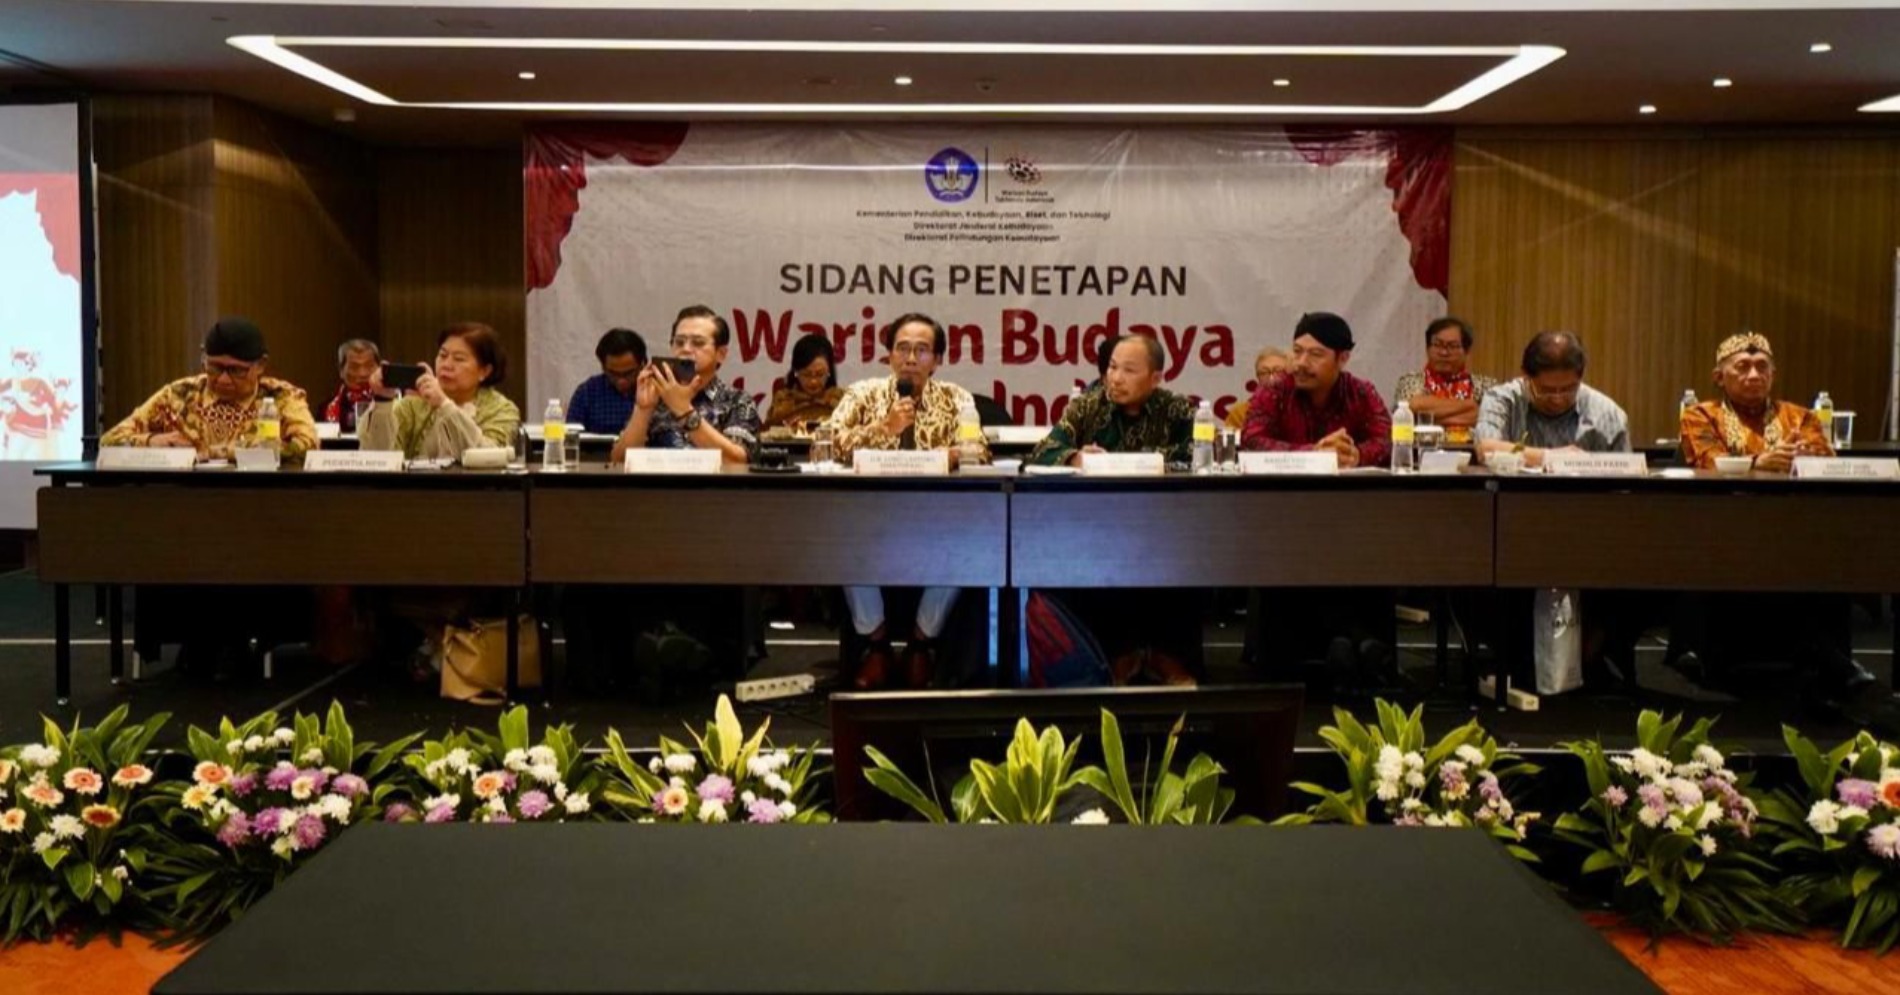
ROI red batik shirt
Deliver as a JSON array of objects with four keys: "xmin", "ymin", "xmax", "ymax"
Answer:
[{"xmin": 1240, "ymin": 370, "xmax": 1393, "ymax": 468}]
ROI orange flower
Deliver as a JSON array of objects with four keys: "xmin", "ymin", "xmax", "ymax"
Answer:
[
  {"xmin": 62, "ymin": 768, "xmax": 103, "ymax": 796},
  {"xmin": 1881, "ymin": 780, "xmax": 1900, "ymax": 809},
  {"xmin": 111, "ymin": 765, "xmax": 153, "ymax": 788},
  {"xmin": 81, "ymin": 804, "xmax": 120, "ymax": 829},
  {"xmin": 22, "ymin": 778, "xmax": 63, "ymax": 808},
  {"xmin": 472, "ymin": 771, "xmax": 506, "ymax": 800},
  {"xmin": 0, "ymin": 808, "xmax": 24, "ymax": 833},
  {"xmin": 193, "ymin": 761, "xmax": 230, "ymax": 787}
]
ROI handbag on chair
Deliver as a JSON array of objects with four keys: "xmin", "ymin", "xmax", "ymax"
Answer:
[{"xmin": 439, "ymin": 615, "xmax": 542, "ymax": 705}]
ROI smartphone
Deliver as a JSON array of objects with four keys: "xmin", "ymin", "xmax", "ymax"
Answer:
[
  {"xmin": 654, "ymin": 357, "xmax": 697, "ymax": 383},
  {"xmin": 382, "ymin": 362, "xmax": 425, "ymax": 392}
]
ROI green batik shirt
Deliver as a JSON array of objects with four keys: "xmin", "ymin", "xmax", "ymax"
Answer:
[{"xmin": 1029, "ymin": 387, "xmax": 1197, "ymax": 466}]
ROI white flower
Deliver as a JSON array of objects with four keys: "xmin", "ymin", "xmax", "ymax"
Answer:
[
  {"xmin": 270, "ymin": 837, "xmax": 294, "ymax": 859},
  {"xmin": 422, "ymin": 793, "xmax": 461, "ymax": 812},
  {"xmin": 1672, "ymin": 761, "xmax": 1709, "ymax": 780},
  {"xmin": 764, "ymin": 773, "xmax": 793, "ymax": 797},
  {"xmin": 772, "ymin": 750, "xmax": 791, "ymax": 769},
  {"xmin": 1664, "ymin": 815, "xmax": 1685, "ymax": 832},
  {"xmin": 746, "ymin": 755, "xmax": 774, "ymax": 779},
  {"xmin": 1611, "ymin": 756, "xmax": 1635, "ymax": 773},
  {"xmin": 564, "ymin": 792, "xmax": 590, "ymax": 815},
  {"xmin": 1628, "ymin": 748, "xmax": 1668, "ymax": 782},
  {"xmin": 290, "ymin": 776, "xmax": 317, "ymax": 801},
  {"xmin": 487, "ymin": 797, "xmax": 507, "ymax": 815},
  {"xmin": 1071, "ymin": 808, "xmax": 1110, "ymax": 825},
  {"xmin": 1695, "ymin": 805, "xmax": 1724, "ymax": 831},
  {"xmin": 317, "ymin": 795, "xmax": 353, "ymax": 824},
  {"xmin": 273, "ymin": 727, "xmax": 295, "ymax": 746},
  {"xmin": 243, "ymin": 735, "xmax": 266, "ymax": 753},
  {"xmin": 18, "ymin": 745, "xmax": 58, "ymax": 768},
  {"xmin": 1422, "ymin": 814, "xmax": 1449, "ymax": 827},
  {"xmin": 698, "ymin": 799, "xmax": 729, "ymax": 823},
  {"xmin": 527, "ymin": 745, "xmax": 556, "ymax": 768},
  {"xmin": 444, "ymin": 748, "xmax": 473, "ymax": 774},
  {"xmin": 181, "ymin": 784, "xmax": 215, "ymax": 810},
  {"xmin": 668, "ymin": 776, "xmax": 685, "ymax": 790},
  {"xmin": 1399, "ymin": 797, "xmax": 1427, "ymax": 814},
  {"xmin": 49, "ymin": 814, "xmax": 83, "ymax": 840},
  {"xmin": 1666, "ymin": 779, "xmax": 1704, "ymax": 810},
  {"xmin": 740, "ymin": 791, "xmax": 757, "ymax": 805},
  {"xmin": 1638, "ymin": 806, "xmax": 1665, "ymax": 829},
  {"xmin": 664, "ymin": 753, "xmax": 697, "ymax": 774},
  {"xmin": 423, "ymin": 759, "xmax": 446, "ymax": 780},
  {"xmin": 1375, "ymin": 745, "xmax": 1404, "ymax": 780},
  {"xmin": 1455, "ymin": 745, "xmax": 1487, "ymax": 767},
  {"xmin": 1693, "ymin": 745, "xmax": 1725, "ymax": 771},
  {"xmin": 528, "ymin": 764, "xmax": 560, "ymax": 786},
  {"xmin": 503, "ymin": 749, "xmax": 528, "ymax": 772},
  {"xmin": 225, "ymin": 739, "xmax": 244, "ymax": 757},
  {"xmin": 778, "ymin": 801, "xmax": 797, "ymax": 820},
  {"xmin": 30, "ymin": 832, "xmax": 54, "ymax": 854},
  {"xmin": 1374, "ymin": 781, "xmax": 1401, "ymax": 802},
  {"xmin": 1840, "ymin": 805, "xmax": 1870, "ymax": 823},
  {"xmin": 110, "ymin": 865, "xmax": 130, "ymax": 882},
  {"xmin": 301, "ymin": 747, "xmax": 324, "ymax": 765},
  {"xmin": 208, "ymin": 798, "xmax": 236, "ymax": 821},
  {"xmin": 1404, "ymin": 770, "xmax": 1427, "ymax": 790},
  {"xmin": 553, "ymin": 783, "xmax": 569, "ymax": 802},
  {"xmin": 1697, "ymin": 834, "xmax": 1719, "ymax": 857},
  {"xmin": 648, "ymin": 757, "xmax": 664, "ymax": 774}
]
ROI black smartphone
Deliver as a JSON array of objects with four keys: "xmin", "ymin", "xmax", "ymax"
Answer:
[
  {"xmin": 654, "ymin": 357, "xmax": 697, "ymax": 383},
  {"xmin": 382, "ymin": 362, "xmax": 426, "ymax": 392}
]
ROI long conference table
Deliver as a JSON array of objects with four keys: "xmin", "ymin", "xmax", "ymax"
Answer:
[{"xmin": 35, "ymin": 462, "xmax": 1900, "ymax": 703}]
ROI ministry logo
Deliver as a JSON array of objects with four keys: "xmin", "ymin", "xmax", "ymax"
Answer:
[
  {"xmin": 1003, "ymin": 153, "xmax": 1041, "ymax": 185},
  {"xmin": 924, "ymin": 147, "xmax": 980, "ymax": 203}
]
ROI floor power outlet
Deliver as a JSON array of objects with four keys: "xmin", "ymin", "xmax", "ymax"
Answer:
[{"xmin": 735, "ymin": 673, "xmax": 817, "ymax": 703}]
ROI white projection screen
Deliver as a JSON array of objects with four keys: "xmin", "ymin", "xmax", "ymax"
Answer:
[{"xmin": 0, "ymin": 100, "xmax": 92, "ymax": 529}]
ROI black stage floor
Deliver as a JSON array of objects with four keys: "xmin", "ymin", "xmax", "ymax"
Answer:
[{"xmin": 0, "ymin": 571, "xmax": 1879, "ymax": 755}]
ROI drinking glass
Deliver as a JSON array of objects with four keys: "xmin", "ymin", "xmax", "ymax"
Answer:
[
  {"xmin": 563, "ymin": 427, "xmax": 581, "ymax": 468},
  {"xmin": 1215, "ymin": 428, "xmax": 1240, "ymax": 473},
  {"xmin": 809, "ymin": 425, "xmax": 835, "ymax": 472},
  {"xmin": 1832, "ymin": 410, "xmax": 1856, "ymax": 451}
]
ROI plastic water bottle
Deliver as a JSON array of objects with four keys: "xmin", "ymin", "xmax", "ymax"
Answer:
[
  {"xmin": 542, "ymin": 399, "xmax": 566, "ymax": 472},
  {"xmin": 1192, "ymin": 400, "xmax": 1216, "ymax": 474},
  {"xmin": 255, "ymin": 396, "xmax": 281, "ymax": 454},
  {"xmin": 1392, "ymin": 400, "xmax": 1415, "ymax": 473},
  {"xmin": 1813, "ymin": 391, "xmax": 1834, "ymax": 433},
  {"xmin": 956, "ymin": 398, "xmax": 985, "ymax": 467},
  {"xmin": 1678, "ymin": 389, "xmax": 1697, "ymax": 421}
]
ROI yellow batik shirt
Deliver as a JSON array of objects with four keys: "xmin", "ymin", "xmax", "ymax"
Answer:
[
  {"xmin": 101, "ymin": 375, "xmax": 319, "ymax": 461},
  {"xmin": 827, "ymin": 375, "xmax": 989, "ymax": 463}
]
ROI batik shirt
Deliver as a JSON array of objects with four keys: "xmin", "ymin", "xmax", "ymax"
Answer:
[
  {"xmin": 1680, "ymin": 399, "xmax": 1832, "ymax": 469},
  {"xmin": 828, "ymin": 375, "xmax": 989, "ymax": 463},
  {"xmin": 102, "ymin": 375, "xmax": 319, "ymax": 461},
  {"xmin": 1240, "ymin": 371, "xmax": 1393, "ymax": 468},
  {"xmin": 645, "ymin": 377, "xmax": 761, "ymax": 457},
  {"xmin": 1030, "ymin": 387, "xmax": 1196, "ymax": 466},
  {"xmin": 1391, "ymin": 368, "xmax": 1498, "ymax": 406},
  {"xmin": 764, "ymin": 385, "xmax": 845, "ymax": 430}
]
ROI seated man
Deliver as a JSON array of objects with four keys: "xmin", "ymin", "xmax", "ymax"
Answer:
[
  {"xmin": 1224, "ymin": 346, "xmax": 1289, "ymax": 430},
  {"xmin": 1241, "ymin": 312, "xmax": 1391, "ymax": 468},
  {"xmin": 1030, "ymin": 334, "xmax": 1199, "ymax": 685},
  {"xmin": 1391, "ymin": 317, "xmax": 1497, "ymax": 443},
  {"xmin": 1681, "ymin": 331, "xmax": 1831, "ymax": 471},
  {"xmin": 103, "ymin": 317, "xmax": 318, "ymax": 461},
  {"xmin": 323, "ymin": 339, "xmax": 385, "ymax": 432},
  {"xmin": 569, "ymin": 327, "xmax": 649, "ymax": 436},
  {"xmin": 1476, "ymin": 330, "xmax": 1629, "ymax": 466},
  {"xmin": 828, "ymin": 312, "xmax": 989, "ymax": 689},
  {"xmin": 611, "ymin": 305, "xmax": 759, "ymax": 465}
]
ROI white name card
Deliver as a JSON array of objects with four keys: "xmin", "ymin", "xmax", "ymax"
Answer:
[
  {"xmin": 855, "ymin": 450, "xmax": 950, "ymax": 477},
  {"xmin": 1079, "ymin": 452, "xmax": 1165, "ymax": 477},
  {"xmin": 1543, "ymin": 452, "xmax": 1649, "ymax": 477},
  {"xmin": 1239, "ymin": 451, "xmax": 1338, "ymax": 476},
  {"xmin": 624, "ymin": 448, "xmax": 723, "ymax": 475},
  {"xmin": 304, "ymin": 450, "xmax": 404, "ymax": 473},
  {"xmin": 233, "ymin": 447, "xmax": 280, "ymax": 472},
  {"xmin": 1794, "ymin": 457, "xmax": 1900, "ymax": 481},
  {"xmin": 97, "ymin": 447, "xmax": 196, "ymax": 471},
  {"xmin": 315, "ymin": 422, "xmax": 341, "ymax": 440},
  {"xmin": 1419, "ymin": 451, "xmax": 1472, "ymax": 476}
]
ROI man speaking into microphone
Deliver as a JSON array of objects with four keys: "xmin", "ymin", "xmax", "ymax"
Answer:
[{"xmin": 826, "ymin": 312, "xmax": 989, "ymax": 690}]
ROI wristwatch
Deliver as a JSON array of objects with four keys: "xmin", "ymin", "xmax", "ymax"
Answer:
[{"xmin": 679, "ymin": 410, "xmax": 704, "ymax": 433}]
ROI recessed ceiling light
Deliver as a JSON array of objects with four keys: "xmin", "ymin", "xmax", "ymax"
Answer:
[
  {"xmin": 1273, "ymin": 78, "xmax": 1291, "ymax": 87},
  {"xmin": 1712, "ymin": 78, "xmax": 1732, "ymax": 88},
  {"xmin": 1810, "ymin": 42, "xmax": 1833, "ymax": 53},
  {"xmin": 893, "ymin": 75, "xmax": 913, "ymax": 86},
  {"xmin": 1639, "ymin": 104, "xmax": 1657, "ymax": 115},
  {"xmin": 518, "ymin": 71, "xmax": 536, "ymax": 80}
]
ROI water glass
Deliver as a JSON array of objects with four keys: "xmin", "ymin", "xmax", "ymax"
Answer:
[
  {"xmin": 1832, "ymin": 410, "xmax": 1856, "ymax": 451},
  {"xmin": 1215, "ymin": 428, "xmax": 1241, "ymax": 473},
  {"xmin": 809, "ymin": 426, "xmax": 835, "ymax": 472},
  {"xmin": 1415, "ymin": 424, "xmax": 1445, "ymax": 457},
  {"xmin": 563, "ymin": 427, "xmax": 582, "ymax": 468}
]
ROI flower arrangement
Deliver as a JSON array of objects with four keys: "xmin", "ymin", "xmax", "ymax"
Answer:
[
  {"xmin": 0, "ymin": 705, "xmax": 171, "ymax": 944},
  {"xmin": 597, "ymin": 695, "xmax": 826, "ymax": 824},
  {"xmin": 1275, "ymin": 700, "xmax": 1539, "ymax": 859},
  {"xmin": 147, "ymin": 702, "xmax": 418, "ymax": 943},
  {"xmin": 1555, "ymin": 710, "xmax": 1796, "ymax": 943},
  {"xmin": 395, "ymin": 706, "xmax": 597, "ymax": 824},
  {"xmin": 1759, "ymin": 727, "xmax": 1900, "ymax": 953}
]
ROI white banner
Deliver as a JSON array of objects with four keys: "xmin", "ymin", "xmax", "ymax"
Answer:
[{"xmin": 526, "ymin": 124, "xmax": 1449, "ymax": 426}]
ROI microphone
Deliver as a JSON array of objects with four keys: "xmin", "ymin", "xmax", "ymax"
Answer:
[{"xmin": 895, "ymin": 378, "xmax": 917, "ymax": 450}]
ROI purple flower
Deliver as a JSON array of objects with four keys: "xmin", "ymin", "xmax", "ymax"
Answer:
[
  {"xmin": 501, "ymin": 772, "xmax": 518, "ymax": 793},
  {"xmin": 264, "ymin": 763, "xmax": 298, "ymax": 792},
  {"xmin": 1868, "ymin": 823, "xmax": 1900, "ymax": 861},
  {"xmin": 250, "ymin": 807, "xmax": 288, "ymax": 837},
  {"xmin": 517, "ymin": 790, "xmax": 551, "ymax": 819},
  {"xmin": 291, "ymin": 814, "xmax": 326, "ymax": 851},
  {"xmin": 229, "ymin": 772, "xmax": 259, "ymax": 798},
  {"xmin": 382, "ymin": 802, "xmax": 416, "ymax": 823},
  {"xmin": 1477, "ymin": 772, "xmax": 1502, "ymax": 803},
  {"xmin": 216, "ymin": 811, "xmax": 252, "ymax": 849},
  {"xmin": 1602, "ymin": 786, "xmax": 1629, "ymax": 808},
  {"xmin": 1637, "ymin": 784, "xmax": 1668, "ymax": 813},
  {"xmin": 696, "ymin": 774, "xmax": 735, "ymax": 804},
  {"xmin": 298, "ymin": 769, "xmax": 330, "ymax": 794},
  {"xmin": 488, "ymin": 812, "xmax": 515, "ymax": 824},
  {"xmin": 1838, "ymin": 779, "xmax": 1880, "ymax": 810},
  {"xmin": 1439, "ymin": 765, "xmax": 1467, "ymax": 796},
  {"xmin": 747, "ymin": 798, "xmax": 783, "ymax": 824},
  {"xmin": 330, "ymin": 774, "xmax": 368, "ymax": 799},
  {"xmin": 424, "ymin": 803, "xmax": 456, "ymax": 824}
]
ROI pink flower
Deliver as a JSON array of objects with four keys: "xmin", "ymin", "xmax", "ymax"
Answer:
[
  {"xmin": 1602, "ymin": 786, "xmax": 1628, "ymax": 808},
  {"xmin": 517, "ymin": 790, "xmax": 551, "ymax": 819},
  {"xmin": 62, "ymin": 768, "xmax": 103, "ymax": 796},
  {"xmin": 22, "ymin": 778, "xmax": 63, "ymax": 808},
  {"xmin": 1868, "ymin": 823, "xmax": 1900, "ymax": 861},
  {"xmin": 111, "ymin": 765, "xmax": 154, "ymax": 788}
]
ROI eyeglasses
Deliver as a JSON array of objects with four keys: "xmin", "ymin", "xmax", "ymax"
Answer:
[
  {"xmin": 1527, "ymin": 379, "xmax": 1581, "ymax": 401},
  {"xmin": 604, "ymin": 367, "xmax": 642, "ymax": 382},
  {"xmin": 1429, "ymin": 339, "xmax": 1466, "ymax": 353},
  {"xmin": 671, "ymin": 336, "xmax": 715, "ymax": 350},
  {"xmin": 891, "ymin": 344, "xmax": 936, "ymax": 360},
  {"xmin": 203, "ymin": 359, "xmax": 258, "ymax": 382}
]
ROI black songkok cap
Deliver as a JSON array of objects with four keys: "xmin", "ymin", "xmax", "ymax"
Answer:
[
  {"xmin": 1295, "ymin": 311, "xmax": 1354, "ymax": 353},
  {"xmin": 204, "ymin": 317, "xmax": 267, "ymax": 362}
]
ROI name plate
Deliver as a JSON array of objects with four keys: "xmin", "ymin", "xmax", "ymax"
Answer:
[
  {"xmin": 855, "ymin": 450, "xmax": 950, "ymax": 477},
  {"xmin": 233, "ymin": 447, "xmax": 280, "ymax": 472},
  {"xmin": 1239, "ymin": 451, "xmax": 1338, "ymax": 476},
  {"xmin": 1079, "ymin": 452, "xmax": 1164, "ymax": 477},
  {"xmin": 624, "ymin": 448, "xmax": 723, "ymax": 475},
  {"xmin": 305, "ymin": 450, "xmax": 405, "ymax": 473},
  {"xmin": 1543, "ymin": 452, "xmax": 1648, "ymax": 477},
  {"xmin": 315, "ymin": 422, "xmax": 341, "ymax": 440},
  {"xmin": 1794, "ymin": 457, "xmax": 1900, "ymax": 480},
  {"xmin": 1419, "ymin": 450, "xmax": 1472, "ymax": 476},
  {"xmin": 97, "ymin": 447, "xmax": 196, "ymax": 471}
]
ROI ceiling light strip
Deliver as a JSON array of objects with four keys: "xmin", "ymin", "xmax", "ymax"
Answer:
[
  {"xmin": 269, "ymin": 36, "xmax": 1531, "ymax": 58},
  {"xmin": 228, "ymin": 35, "xmax": 399, "ymax": 105}
]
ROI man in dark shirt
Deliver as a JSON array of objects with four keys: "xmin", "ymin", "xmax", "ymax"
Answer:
[{"xmin": 567, "ymin": 328, "xmax": 647, "ymax": 435}]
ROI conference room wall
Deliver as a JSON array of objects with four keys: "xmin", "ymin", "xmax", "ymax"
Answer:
[
  {"xmin": 1451, "ymin": 128, "xmax": 1900, "ymax": 444},
  {"xmin": 376, "ymin": 148, "xmax": 528, "ymax": 408}
]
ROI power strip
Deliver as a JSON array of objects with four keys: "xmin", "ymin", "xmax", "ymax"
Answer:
[
  {"xmin": 1475, "ymin": 677, "xmax": 1540, "ymax": 712},
  {"xmin": 736, "ymin": 673, "xmax": 816, "ymax": 703}
]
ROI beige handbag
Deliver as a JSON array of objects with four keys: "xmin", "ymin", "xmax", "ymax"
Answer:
[{"xmin": 439, "ymin": 616, "xmax": 542, "ymax": 705}]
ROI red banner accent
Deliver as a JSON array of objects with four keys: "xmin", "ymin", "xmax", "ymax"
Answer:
[
  {"xmin": 1283, "ymin": 127, "xmax": 1451, "ymax": 296},
  {"xmin": 0, "ymin": 174, "xmax": 81, "ymax": 280},
  {"xmin": 523, "ymin": 124, "xmax": 690, "ymax": 290}
]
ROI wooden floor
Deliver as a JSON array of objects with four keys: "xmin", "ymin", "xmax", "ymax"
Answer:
[{"xmin": 0, "ymin": 918, "xmax": 1894, "ymax": 994}]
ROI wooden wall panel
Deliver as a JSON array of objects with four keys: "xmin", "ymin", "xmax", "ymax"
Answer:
[
  {"xmin": 376, "ymin": 149, "xmax": 525, "ymax": 409},
  {"xmin": 211, "ymin": 98, "xmax": 378, "ymax": 408},
  {"xmin": 91, "ymin": 95, "xmax": 217, "ymax": 428}
]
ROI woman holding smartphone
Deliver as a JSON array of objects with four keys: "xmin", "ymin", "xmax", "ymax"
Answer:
[{"xmin": 360, "ymin": 322, "xmax": 521, "ymax": 460}]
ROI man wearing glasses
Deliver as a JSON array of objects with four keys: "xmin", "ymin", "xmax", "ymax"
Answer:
[
  {"xmin": 1391, "ymin": 317, "xmax": 1497, "ymax": 444},
  {"xmin": 611, "ymin": 305, "xmax": 759, "ymax": 465},
  {"xmin": 568, "ymin": 327, "xmax": 649, "ymax": 436},
  {"xmin": 1475, "ymin": 330, "xmax": 1629, "ymax": 467},
  {"xmin": 102, "ymin": 317, "xmax": 318, "ymax": 461}
]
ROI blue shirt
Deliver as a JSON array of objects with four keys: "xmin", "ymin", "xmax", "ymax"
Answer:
[{"xmin": 567, "ymin": 373, "xmax": 636, "ymax": 435}]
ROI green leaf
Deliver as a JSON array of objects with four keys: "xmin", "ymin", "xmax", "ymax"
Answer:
[
  {"xmin": 1580, "ymin": 850, "xmax": 1623, "ymax": 876},
  {"xmin": 862, "ymin": 746, "xmax": 945, "ymax": 823},
  {"xmin": 64, "ymin": 861, "xmax": 94, "ymax": 901},
  {"xmin": 40, "ymin": 847, "xmax": 69, "ymax": 872},
  {"xmin": 174, "ymin": 871, "xmax": 216, "ymax": 907},
  {"xmin": 712, "ymin": 695, "xmax": 744, "ymax": 771},
  {"xmin": 1854, "ymin": 865, "xmax": 1884, "ymax": 898},
  {"xmin": 1096, "ymin": 710, "xmax": 1141, "ymax": 824}
]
